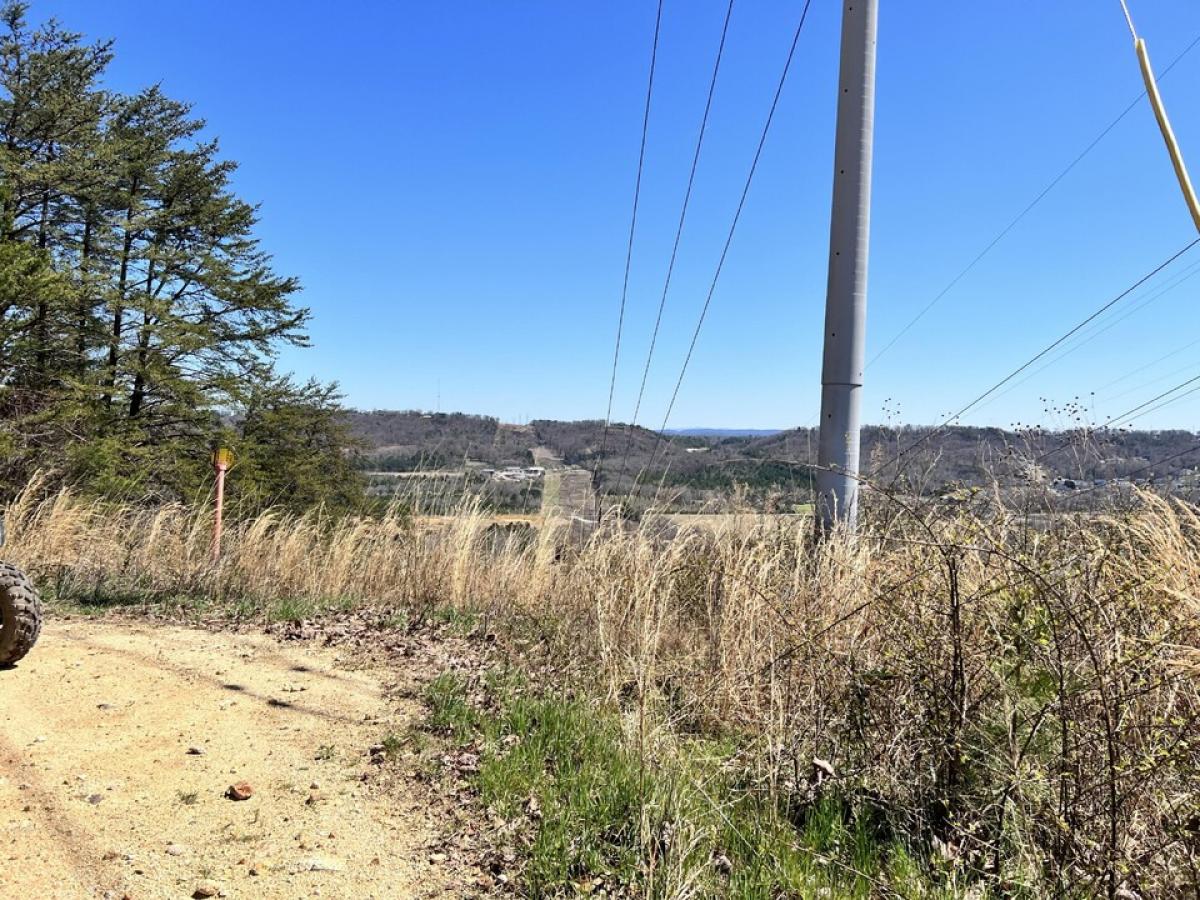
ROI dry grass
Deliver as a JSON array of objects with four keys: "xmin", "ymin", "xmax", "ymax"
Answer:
[{"xmin": 6, "ymin": 474, "xmax": 1200, "ymax": 896}]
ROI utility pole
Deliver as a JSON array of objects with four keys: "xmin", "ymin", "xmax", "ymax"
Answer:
[{"xmin": 816, "ymin": 0, "xmax": 878, "ymax": 535}]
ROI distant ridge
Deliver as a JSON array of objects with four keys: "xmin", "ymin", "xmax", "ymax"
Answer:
[
  {"xmin": 666, "ymin": 428, "xmax": 784, "ymax": 438},
  {"xmin": 344, "ymin": 410, "xmax": 1200, "ymax": 492}
]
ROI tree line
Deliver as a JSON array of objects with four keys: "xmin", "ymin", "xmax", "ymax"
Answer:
[{"xmin": 0, "ymin": 4, "xmax": 362, "ymax": 511}]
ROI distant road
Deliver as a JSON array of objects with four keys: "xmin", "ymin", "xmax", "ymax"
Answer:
[
  {"xmin": 533, "ymin": 448, "xmax": 596, "ymax": 521},
  {"xmin": 531, "ymin": 447, "xmax": 564, "ymax": 470}
]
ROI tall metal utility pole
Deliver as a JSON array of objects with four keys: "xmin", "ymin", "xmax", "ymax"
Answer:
[{"xmin": 816, "ymin": 0, "xmax": 878, "ymax": 535}]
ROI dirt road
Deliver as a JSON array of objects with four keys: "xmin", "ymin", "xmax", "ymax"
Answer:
[{"xmin": 0, "ymin": 619, "xmax": 448, "ymax": 899}]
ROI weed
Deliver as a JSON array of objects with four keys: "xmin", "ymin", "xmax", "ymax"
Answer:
[
  {"xmin": 424, "ymin": 673, "xmax": 481, "ymax": 742},
  {"xmin": 423, "ymin": 670, "xmax": 979, "ymax": 898},
  {"xmin": 268, "ymin": 596, "xmax": 316, "ymax": 623},
  {"xmin": 430, "ymin": 605, "xmax": 480, "ymax": 636},
  {"xmin": 380, "ymin": 733, "xmax": 406, "ymax": 757}
]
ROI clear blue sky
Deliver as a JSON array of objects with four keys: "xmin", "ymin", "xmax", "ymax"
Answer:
[{"xmin": 41, "ymin": 1, "xmax": 1200, "ymax": 430}]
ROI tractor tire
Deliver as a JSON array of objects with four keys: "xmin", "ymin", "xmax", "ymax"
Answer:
[{"xmin": 0, "ymin": 562, "xmax": 40, "ymax": 667}]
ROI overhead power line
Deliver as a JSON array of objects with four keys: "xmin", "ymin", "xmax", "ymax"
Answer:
[
  {"xmin": 1121, "ymin": 383, "xmax": 1200, "ymax": 426},
  {"xmin": 1066, "ymin": 371, "xmax": 1200, "ymax": 447},
  {"xmin": 971, "ymin": 256, "xmax": 1200, "ymax": 414},
  {"xmin": 1063, "ymin": 438, "xmax": 1200, "ymax": 499},
  {"xmin": 635, "ymin": 0, "xmax": 817, "ymax": 495},
  {"xmin": 939, "ymin": 239, "xmax": 1199, "ymax": 423},
  {"xmin": 1099, "ymin": 360, "xmax": 1200, "ymax": 405},
  {"xmin": 1094, "ymin": 334, "xmax": 1200, "ymax": 394},
  {"xmin": 866, "ymin": 31, "xmax": 1200, "ymax": 369},
  {"xmin": 593, "ymin": 0, "xmax": 665, "ymax": 497},
  {"xmin": 1029, "ymin": 369, "xmax": 1200, "ymax": 470},
  {"xmin": 874, "ymin": 238, "xmax": 1200, "ymax": 478},
  {"xmin": 1106, "ymin": 374, "xmax": 1200, "ymax": 428},
  {"xmin": 1103, "ymin": 359, "xmax": 1200, "ymax": 405},
  {"xmin": 612, "ymin": 0, "xmax": 737, "ymax": 495}
]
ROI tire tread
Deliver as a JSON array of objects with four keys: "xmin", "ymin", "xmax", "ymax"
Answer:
[{"xmin": 0, "ymin": 562, "xmax": 41, "ymax": 666}]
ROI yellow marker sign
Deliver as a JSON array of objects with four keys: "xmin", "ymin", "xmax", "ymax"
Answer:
[{"xmin": 213, "ymin": 448, "xmax": 235, "ymax": 470}]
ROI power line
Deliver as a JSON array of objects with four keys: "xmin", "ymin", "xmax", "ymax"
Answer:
[
  {"xmin": 1094, "ymin": 334, "xmax": 1200, "ymax": 394},
  {"xmin": 971, "ymin": 256, "xmax": 1200, "ymax": 414},
  {"xmin": 945, "ymin": 238, "xmax": 1196, "ymax": 422},
  {"xmin": 952, "ymin": 346, "xmax": 1200, "ymax": 487},
  {"xmin": 1103, "ymin": 359, "xmax": 1200, "ymax": 405},
  {"xmin": 810, "ymin": 245, "xmax": 1200, "ymax": 478},
  {"xmin": 611, "ymin": 0, "xmax": 737, "ymax": 497},
  {"xmin": 995, "ymin": 357, "xmax": 1200, "ymax": 481},
  {"xmin": 1107, "ymin": 376, "xmax": 1200, "ymax": 428},
  {"xmin": 634, "ymin": 0, "xmax": 817, "ymax": 496},
  {"xmin": 866, "ymin": 31, "xmax": 1200, "ymax": 370},
  {"xmin": 1068, "ymin": 371, "xmax": 1200, "ymax": 443},
  {"xmin": 593, "ymin": 0, "xmax": 665, "ymax": 498},
  {"xmin": 873, "ymin": 238, "xmax": 1200, "ymax": 478},
  {"xmin": 1064, "ymin": 439, "xmax": 1200, "ymax": 499}
]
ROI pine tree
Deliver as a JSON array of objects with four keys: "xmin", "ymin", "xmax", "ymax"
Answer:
[
  {"xmin": 229, "ymin": 375, "xmax": 365, "ymax": 514},
  {"xmin": 0, "ymin": 3, "xmax": 362, "ymax": 509},
  {"xmin": 0, "ymin": 2, "xmax": 109, "ymax": 382}
]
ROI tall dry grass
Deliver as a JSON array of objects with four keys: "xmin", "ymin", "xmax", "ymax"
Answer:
[
  {"xmin": 4, "ymin": 474, "xmax": 549, "ymax": 614},
  {"xmin": 6, "ymin": 475, "xmax": 1200, "ymax": 895}
]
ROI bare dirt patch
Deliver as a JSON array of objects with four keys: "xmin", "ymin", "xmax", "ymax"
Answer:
[{"xmin": 0, "ymin": 618, "xmax": 456, "ymax": 899}]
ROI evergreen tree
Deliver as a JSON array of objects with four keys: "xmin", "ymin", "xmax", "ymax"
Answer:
[
  {"xmin": 0, "ymin": 2, "xmax": 362, "ymax": 510},
  {"xmin": 0, "ymin": 3, "xmax": 109, "ymax": 382},
  {"xmin": 229, "ymin": 375, "xmax": 365, "ymax": 514}
]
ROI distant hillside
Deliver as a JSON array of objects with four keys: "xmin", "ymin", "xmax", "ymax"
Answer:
[
  {"xmin": 343, "ymin": 410, "xmax": 515, "ymax": 469},
  {"xmin": 345, "ymin": 410, "xmax": 1200, "ymax": 500},
  {"xmin": 343, "ymin": 411, "xmax": 676, "ymax": 474},
  {"xmin": 740, "ymin": 425, "xmax": 1200, "ymax": 487}
]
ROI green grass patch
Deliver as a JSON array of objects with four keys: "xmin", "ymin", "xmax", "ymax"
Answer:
[
  {"xmin": 261, "ymin": 593, "xmax": 359, "ymax": 622},
  {"xmin": 428, "ymin": 605, "xmax": 481, "ymax": 635},
  {"xmin": 422, "ymin": 671, "xmax": 976, "ymax": 899},
  {"xmin": 426, "ymin": 672, "xmax": 483, "ymax": 740}
]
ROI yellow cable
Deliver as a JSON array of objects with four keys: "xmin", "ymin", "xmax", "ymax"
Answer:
[{"xmin": 1127, "ymin": 13, "xmax": 1200, "ymax": 233}]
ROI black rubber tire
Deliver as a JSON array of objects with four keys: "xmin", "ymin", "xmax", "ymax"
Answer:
[{"xmin": 0, "ymin": 562, "xmax": 40, "ymax": 667}]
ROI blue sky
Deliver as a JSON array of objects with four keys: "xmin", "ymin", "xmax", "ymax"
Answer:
[{"xmin": 41, "ymin": 1, "xmax": 1200, "ymax": 430}]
